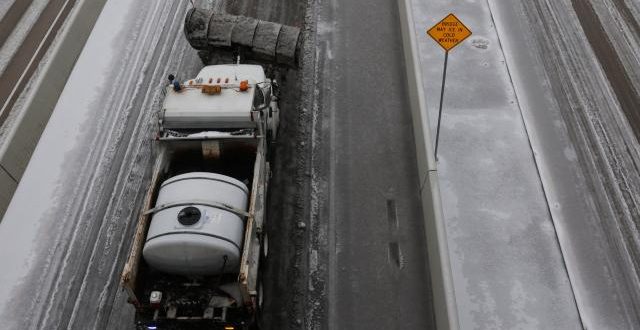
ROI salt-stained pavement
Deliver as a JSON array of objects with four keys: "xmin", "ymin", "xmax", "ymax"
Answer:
[
  {"xmin": 411, "ymin": 1, "xmax": 582, "ymax": 328},
  {"xmin": 412, "ymin": 0, "xmax": 640, "ymax": 328}
]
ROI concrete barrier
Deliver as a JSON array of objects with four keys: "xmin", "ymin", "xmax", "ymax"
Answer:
[
  {"xmin": 0, "ymin": 0, "xmax": 109, "ymax": 219},
  {"xmin": 0, "ymin": 168, "xmax": 16, "ymax": 214},
  {"xmin": 397, "ymin": 0, "xmax": 459, "ymax": 329}
]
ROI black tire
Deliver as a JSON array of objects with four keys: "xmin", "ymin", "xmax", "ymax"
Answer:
[
  {"xmin": 262, "ymin": 232, "xmax": 269, "ymax": 260},
  {"xmin": 251, "ymin": 280, "xmax": 265, "ymax": 330}
]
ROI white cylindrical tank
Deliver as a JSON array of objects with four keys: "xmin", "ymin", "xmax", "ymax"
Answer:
[{"xmin": 143, "ymin": 172, "xmax": 248, "ymax": 276}]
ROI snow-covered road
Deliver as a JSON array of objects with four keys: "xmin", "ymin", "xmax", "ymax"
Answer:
[
  {"xmin": 506, "ymin": 0, "xmax": 640, "ymax": 327},
  {"xmin": 0, "ymin": 0, "xmax": 75, "ymax": 126},
  {"xmin": 0, "ymin": 0, "xmax": 109, "ymax": 218},
  {"xmin": 0, "ymin": 0, "xmax": 311, "ymax": 328},
  {"xmin": 0, "ymin": 0, "xmax": 203, "ymax": 327},
  {"xmin": 1, "ymin": 0, "xmax": 639, "ymax": 328}
]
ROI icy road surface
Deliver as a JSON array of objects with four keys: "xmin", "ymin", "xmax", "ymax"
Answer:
[
  {"xmin": 0, "ymin": 0, "xmax": 204, "ymax": 328},
  {"xmin": 307, "ymin": 0, "xmax": 437, "ymax": 328},
  {"xmin": 0, "ymin": 0, "xmax": 75, "ymax": 127},
  {"xmin": 412, "ymin": 0, "xmax": 583, "ymax": 329},
  {"xmin": 413, "ymin": 0, "xmax": 640, "ymax": 329},
  {"xmin": 2, "ymin": 0, "xmax": 639, "ymax": 329},
  {"xmin": 0, "ymin": 0, "xmax": 312, "ymax": 328},
  {"xmin": 492, "ymin": 0, "xmax": 640, "ymax": 328}
]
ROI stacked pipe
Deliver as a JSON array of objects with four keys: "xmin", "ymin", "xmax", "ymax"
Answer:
[{"xmin": 184, "ymin": 8, "xmax": 301, "ymax": 67}]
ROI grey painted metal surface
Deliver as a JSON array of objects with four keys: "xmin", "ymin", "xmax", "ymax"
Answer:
[
  {"xmin": 398, "ymin": 0, "xmax": 458, "ymax": 329},
  {"xmin": 0, "ymin": 0, "xmax": 108, "ymax": 219}
]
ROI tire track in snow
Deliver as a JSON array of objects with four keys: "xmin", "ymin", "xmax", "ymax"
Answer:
[
  {"xmin": 65, "ymin": 2, "xmax": 187, "ymax": 327},
  {"xmin": 570, "ymin": 0, "xmax": 640, "ymax": 140},
  {"xmin": 35, "ymin": 1, "xmax": 170, "ymax": 328},
  {"xmin": 8, "ymin": 1, "xmax": 203, "ymax": 328},
  {"xmin": 67, "ymin": 3, "xmax": 203, "ymax": 328},
  {"xmin": 519, "ymin": 0, "xmax": 640, "ymax": 326}
]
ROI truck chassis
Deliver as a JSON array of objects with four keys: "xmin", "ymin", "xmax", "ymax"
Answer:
[{"xmin": 120, "ymin": 75, "xmax": 274, "ymax": 330}]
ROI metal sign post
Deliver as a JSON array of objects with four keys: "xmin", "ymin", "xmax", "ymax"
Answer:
[
  {"xmin": 427, "ymin": 13, "xmax": 472, "ymax": 160},
  {"xmin": 434, "ymin": 50, "xmax": 449, "ymax": 160}
]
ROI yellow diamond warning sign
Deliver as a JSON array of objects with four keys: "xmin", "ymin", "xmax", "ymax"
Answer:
[{"xmin": 427, "ymin": 13, "xmax": 472, "ymax": 52}]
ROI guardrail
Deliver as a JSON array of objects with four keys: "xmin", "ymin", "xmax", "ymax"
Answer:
[
  {"xmin": 0, "ymin": 0, "xmax": 108, "ymax": 219},
  {"xmin": 397, "ymin": 0, "xmax": 459, "ymax": 329}
]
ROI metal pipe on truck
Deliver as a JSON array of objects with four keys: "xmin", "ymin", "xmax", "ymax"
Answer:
[{"xmin": 184, "ymin": 8, "xmax": 301, "ymax": 67}]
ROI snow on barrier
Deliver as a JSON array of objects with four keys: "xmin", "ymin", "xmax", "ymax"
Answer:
[{"xmin": 397, "ymin": 0, "xmax": 459, "ymax": 329}]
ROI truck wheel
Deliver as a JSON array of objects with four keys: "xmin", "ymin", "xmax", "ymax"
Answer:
[
  {"xmin": 254, "ymin": 280, "xmax": 265, "ymax": 330},
  {"xmin": 262, "ymin": 232, "xmax": 269, "ymax": 259},
  {"xmin": 258, "ymin": 280, "xmax": 264, "ymax": 310},
  {"xmin": 267, "ymin": 102, "xmax": 279, "ymax": 143}
]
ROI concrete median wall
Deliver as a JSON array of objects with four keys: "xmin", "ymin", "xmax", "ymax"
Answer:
[
  {"xmin": 398, "ymin": 0, "xmax": 459, "ymax": 329},
  {"xmin": 0, "ymin": 0, "xmax": 108, "ymax": 220}
]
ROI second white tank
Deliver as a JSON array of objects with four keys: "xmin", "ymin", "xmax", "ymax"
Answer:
[{"xmin": 143, "ymin": 172, "xmax": 248, "ymax": 276}]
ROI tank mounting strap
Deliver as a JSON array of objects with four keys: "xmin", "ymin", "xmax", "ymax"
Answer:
[{"xmin": 144, "ymin": 200, "xmax": 251, "ymax": 219}]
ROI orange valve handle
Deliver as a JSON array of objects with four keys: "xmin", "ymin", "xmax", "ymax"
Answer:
[{"xmin": 239, "ymin": 80, "xmax": 249, "ymax": 92}]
